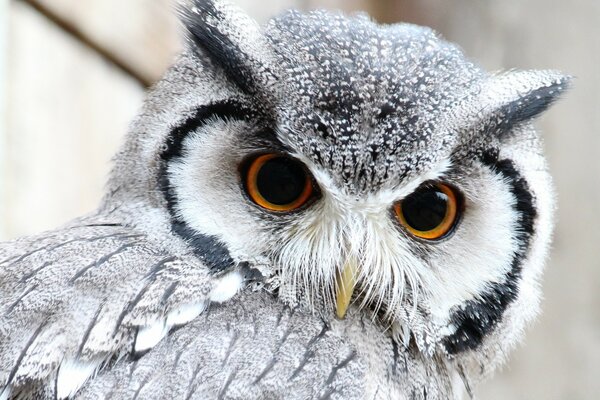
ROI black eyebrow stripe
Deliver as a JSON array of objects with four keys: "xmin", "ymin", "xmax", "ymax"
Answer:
[{"xmin": 160, "ymin": 100, "xmax": 254, "ymax": 166}]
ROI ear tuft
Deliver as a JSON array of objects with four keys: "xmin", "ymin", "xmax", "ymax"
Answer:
[
  {"xmin": 447, "ymin": 70, "xmax": 571, "ymax": 139},
  {"xmin": 487, "ymin": 70, "xmax": 571, "ymax": 135},
  {"xmin": 178, "ymin": 0, "xmax": 274, "ymax": 94}
]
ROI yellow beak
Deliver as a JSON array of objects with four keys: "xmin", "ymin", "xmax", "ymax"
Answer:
[{"xmin": 335, "ymin": 259, "xmax": 357, "ymax": 319}]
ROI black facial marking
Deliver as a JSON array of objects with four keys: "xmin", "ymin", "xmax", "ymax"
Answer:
[
  {"xmin": 160, "ymin": 100, "xmax": 252, "ymax": 169},
  {"xmin": 444, "ymin": 149, "xmax": 537, "ymax": 354},
  {"xmin": 172, "ymin": 223, "xmax": 236, "ymax": 272},
  {"xmin": 181, "ymin": 1, "xmax": 256, "ymax": 94},
  {"xmin": 159, "ymin": 101, "xmax": 254, "ymax": 273}
]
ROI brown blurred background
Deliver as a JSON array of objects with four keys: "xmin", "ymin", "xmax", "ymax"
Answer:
[{"xmin": 1, "ymin": 0, "xmax": 598, "ymax": 398}]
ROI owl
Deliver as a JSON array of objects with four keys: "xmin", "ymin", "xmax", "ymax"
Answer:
[{"xmin": 0, "ymin": 0, "xmax": 569, "ymax": 399}]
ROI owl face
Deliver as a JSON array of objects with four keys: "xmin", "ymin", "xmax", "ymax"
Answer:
[{"xmin": 110, "ymin": 0, "xmax": 568, "ymax": 369}]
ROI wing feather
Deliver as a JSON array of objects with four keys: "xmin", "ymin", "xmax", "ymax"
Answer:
[
  {"xmin": 74, "ymin": 293, "xmax": 366, "ymax": 400},
  {"xmin": 0, "ymin": 214, "xmax": 215, "ymax": 397}
]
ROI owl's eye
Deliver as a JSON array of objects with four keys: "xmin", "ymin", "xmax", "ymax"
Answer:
[
  {"xmin": 243, "ymin": 153, "xmax": 315, "ymax": 212},
  {"xmin": 394, "ymin": 182, "xmax": 461, "ymax": 240}
]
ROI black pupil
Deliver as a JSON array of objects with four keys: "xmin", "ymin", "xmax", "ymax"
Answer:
[
  {"xmin": 401, "ymin": 187, "xmax": 449, "ymax": 232},
  {"xmin": 256, "ymin": 157, "xmax": 307, "ymax": 206}
]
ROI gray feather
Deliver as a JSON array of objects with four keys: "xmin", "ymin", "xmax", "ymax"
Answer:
[
  {"xmin": 0, "ymin": 0, "xmax": 569, "ymax": 398},
  {"xmin": 0, "ymin": 215, "xmax": 215, "ymax": 397}
]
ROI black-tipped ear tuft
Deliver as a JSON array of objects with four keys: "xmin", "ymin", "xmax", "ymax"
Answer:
[
  {"xmin": 447, "ymin": 71, "xmax": 571, "ymax": 139},
  {"xmin": 493, "ymin": 71, "xmax": 571, "ymax": 135},
  {"xmin": 179, "ymin": 0, "xmax": 273, "ymax": 95}
]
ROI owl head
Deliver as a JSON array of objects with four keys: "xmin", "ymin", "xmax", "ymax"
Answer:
[{"xmin": 106, "ymin": 0, "xmax": 568, "ymax": 385}]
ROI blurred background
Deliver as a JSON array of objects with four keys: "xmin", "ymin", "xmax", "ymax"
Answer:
[{"xmin": 1, "ymin": 0, "xmax": 598, "ymax": 398}]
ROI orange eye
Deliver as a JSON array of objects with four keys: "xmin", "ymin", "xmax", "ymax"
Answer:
[
  {"xmin": 394, "ymin": 182, "xmax": 461, "ymax": 240},
  {"xmin": 244, "ymin": 153, "xmax": 315, "ymax": 212}
]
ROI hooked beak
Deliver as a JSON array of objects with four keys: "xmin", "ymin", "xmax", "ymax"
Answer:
[{"xmin": 335, "ymin": 258, "xmax": 357, "ymax": 319}]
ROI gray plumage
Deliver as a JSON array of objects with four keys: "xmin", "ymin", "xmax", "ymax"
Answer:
[{"xmin": 0, "ymin": 1, "xmax": 569, "ymax": 399}]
